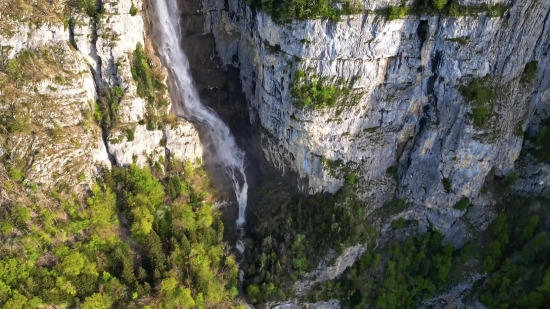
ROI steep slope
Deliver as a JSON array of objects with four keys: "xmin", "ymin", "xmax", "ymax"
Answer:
[{"xmin": 204, "ymin": 0, "xmax": 550, "ymax": 246}]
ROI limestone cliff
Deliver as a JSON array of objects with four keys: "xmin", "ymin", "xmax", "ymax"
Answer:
[
  {"xmin": 203, "ymin": 0, "xmax": 550, "ymax": 247},
  {"xmin": 0, "ymin": 0, "xmax": 203, "ymax": 192}
]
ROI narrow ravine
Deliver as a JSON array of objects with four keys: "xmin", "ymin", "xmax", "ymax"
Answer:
[{"xmin": 149, "ymin": 0, "xmax": 249, "ymax": 227}]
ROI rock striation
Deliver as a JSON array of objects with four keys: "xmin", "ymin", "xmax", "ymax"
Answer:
[{"xmin": 203, "ymin": 0, "xmax": 550, "ymax": 243}]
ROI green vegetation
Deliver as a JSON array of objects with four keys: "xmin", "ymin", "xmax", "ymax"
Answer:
[
  {"xmin": 442, "ymin": 177, "xmax": 452, "ymax": 193},
  {"xmin": 244, "ymin": 0, "xmax": 509, "ymax": 23},
  {"xmin": 447, "ymin": 0, "xmax": 510, "ymax": 18},
  {"xmin": 76, "ymin": 0, "xmax": 103, "ymax": 18},
  {"xmin": 386, "ymin": 165, "xmax": 398, "ymax": 180},
  {"xmin": 243, "ymin": 176, "xmax": 375, "ymax": 302},
  {"xmin": 304, "ymin": 192, "xmax": 550, "ymax": 309},
  {"xmin": 453, "ymin": 197, "xmax": 470, "ymax": 211},
  {"xmin": 290, "ymin": 70, "xmax": 362, "ymax": 111},
  {"xmin": 446, "ymin": 36, "xmax": 470, "ymax": 46},
  {"xmin": 131, "ymin": 43, "xmax": 169, "ymax": 130},
  {"xmin": 129, "ymin": 2, "xmax": 138, "ymax": 16},
  {"xmin": 0, "ymin": 160, "xmax": 242, "ymax": 308},
  {"xmin": 244, "ymin": 0, "xmax": 362, "ymax": 23},
  {"xmin": 310, "ymin": 231, "xmax": 455, "ymax": 308},
  {"xmin": 478, "ymin": 197, "xmax": 550, "ymax": 308},
  {"xmin": 386, "ymin": 5, "xmax": 409, "ymax": 20},
  {"xmin": 459, "ymin": 76, "xmax": 495, "ymax": 129},
  {"xmin": 521, "ymin": 60, "xmax": 538, "ymax": 84},
  {"xmin": 528, "ymin": 118, "xmax": 550, "ymax": 163},
  {"xmin": 384, "ymin": 0, "xmax": 510, "ymax": 20},
  {"xmin": 126, "ymin": 128, "xmax": 135, "ymax": 141}
]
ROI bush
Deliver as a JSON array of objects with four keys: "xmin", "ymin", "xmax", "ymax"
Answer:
[
  {"xmin": 291, "ymin": 70, "xmax": 361, "ymax": 110},
  {"xmin": 459, "ymin": 76, "xmax": 494, "ymax": 128},
  {"xmin": 453, "ymin": 197, "xmax": 470, "ymax": 210},
  {"xmin": 521, "ymin": 61, "xmax": 538, "ymax": 84},
  {"xmin": 125, "ymin": 128, "xmax": 135, "ymax": 142},
  {"xmin": 386, "ymin": 5, "xmax": 410, "ymax": 20},
  {"xmin": 432, "ymin": 0, "xmax": 447, "ymax": 11},
  {"xmin": 129, "ymin": 2, "xmax": 138, "ymax": 16}
]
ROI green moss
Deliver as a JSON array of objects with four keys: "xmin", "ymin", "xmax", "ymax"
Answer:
[{"xmin": 291, "ymin": 70, "xmax": 362, "ymax": 110}]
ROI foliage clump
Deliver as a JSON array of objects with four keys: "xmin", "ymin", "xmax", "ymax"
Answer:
[
  {"xmin": 244, "ymin": 0, "xmax": 362, "ymax": 23},
  {"xmin": 386, "ymin": 5, "xmax": 410, "ymax": 20},
  {"xmin": 453, "ymin": 197, "xmax": 470, "ymax": 210},
  {"xmin": 76, "ymin": 0, "xmax": 102, "ymax": 18},
  {"xmin": 521, "ymin": 60, "xmax": 538, "ymax": 84},
  {"xmin": 291, "ymin": 70, "xmax": 362, "ymax": 111},
  {"xmin": 129, "ymin": 2, "xmax": 138, "ymax": 16},
  {"xmin": 131, "ymin": 43, "xmax": 169, "ymax": 130},
  {"xmin": 459, "ymin": 76, "xmax": 495, "ymax": 129}
]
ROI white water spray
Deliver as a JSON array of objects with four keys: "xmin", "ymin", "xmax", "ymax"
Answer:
[{"xmin": 151, "ymin": 0, "xmax": 248, "ymax": 226}]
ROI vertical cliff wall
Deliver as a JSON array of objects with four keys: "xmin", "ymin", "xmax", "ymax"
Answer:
[{"xmin": 203, "ymin": 0, "xmax": 550, "ymax": 243}]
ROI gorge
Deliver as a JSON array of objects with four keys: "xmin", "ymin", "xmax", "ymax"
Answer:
[{"xmin": 0, "ymin": 0, "xmax": 549, "ymax": 308}]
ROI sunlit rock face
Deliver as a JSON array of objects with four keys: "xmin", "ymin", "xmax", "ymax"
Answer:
[
  {"xmin": 0, "ymin": 0, "xmax": 203, "ymax": 191},
  {"xmin": 203, "ymin": 0, "xmax": 550, "ymax": 243}
]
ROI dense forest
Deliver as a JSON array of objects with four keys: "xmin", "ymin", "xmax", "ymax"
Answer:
[
  {"xmin": 242, "ymin": 168, "xmax": 550, "ymax": 308},
  {"xmin": 0, "ymin": 159, "xmax": 244, "ymax": 309}
]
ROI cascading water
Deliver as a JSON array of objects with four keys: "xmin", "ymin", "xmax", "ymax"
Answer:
[{"xmin": 150, "ymin": 0, "xmax": 248, "ymax": 227}]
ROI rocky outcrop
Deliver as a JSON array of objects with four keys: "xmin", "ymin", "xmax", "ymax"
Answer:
[
  {"xmin": 73, "ymin": 0, "xmax": 203, "ymax": 168},
  {"xmin": 294, "ymin": 244, "xmax": 367, "ymax": 295},
  {"xmin": 203, "ymin": 0, "xmax": 550, "ymax": 242},
  {"xmin": 267, "ymin": 299, "xmax": 341, "ymax": 309},
  {"xmin": 0, "ymin": 0, "xmax": 203, "ymax": 191}
]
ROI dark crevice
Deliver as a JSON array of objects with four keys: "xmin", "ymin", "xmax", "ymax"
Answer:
[
  {"xmin": 68, "ymin": 18, "xmax": 77, "ymax": 50},
  {"xmin": 417, "ymin": 20, "xmax": 429, "ymax": 51}
]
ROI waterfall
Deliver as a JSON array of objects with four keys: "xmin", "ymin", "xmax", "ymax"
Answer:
[{"xmin": 150, "ymin": 0, "xmax": 248, "ymax": 227}]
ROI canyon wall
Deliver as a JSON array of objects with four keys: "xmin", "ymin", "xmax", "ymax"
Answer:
[{"xmin": 203, "ymin": 0, "xmax": 550, "ymax": 245}]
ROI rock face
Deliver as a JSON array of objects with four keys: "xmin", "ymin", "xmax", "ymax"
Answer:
[
  {"xmin": 294, "ymin": 244, "xmax": 368, "ymax": 295},
  {"xmin": 203, "ymin": 0, "xmax": 550, "ymax": 240},
  {"xmin": 0, "ymin": 0, "xmax": 203, "ymax": 190},
  {"xmin": 267, "ymin": 299, "xmax": 341, "ymax": 309}
]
